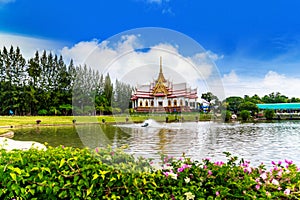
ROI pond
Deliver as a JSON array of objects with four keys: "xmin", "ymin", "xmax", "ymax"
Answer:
[{"xmin": 13, "ymin": 120, "xmax": 300, "ymax": 168}]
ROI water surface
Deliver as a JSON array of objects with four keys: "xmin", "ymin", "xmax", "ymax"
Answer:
[{"xmin": 13, "ymin": 120, "xmax": 300, "ymax": 168}]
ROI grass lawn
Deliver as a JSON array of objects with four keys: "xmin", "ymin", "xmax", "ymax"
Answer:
[
  {"xmin": 0, "ymin": 113, "xmax": 212, "ymax": 127},
  {"xmin": 0, "ymin": 128, "xmax": 11, "ymax": 135}
]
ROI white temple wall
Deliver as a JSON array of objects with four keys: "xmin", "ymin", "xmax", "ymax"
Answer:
[{"xmin": 153, "ymin": 97, "xmax": 167, "ymax": 107}]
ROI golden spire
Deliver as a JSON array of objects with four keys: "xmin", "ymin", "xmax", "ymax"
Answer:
[
  {"xmin": 160, "ymin": 56, "xmax": 162, "ymax": 73},
  {"xmin": 152, "ymin": 57, "xmax": 168, "ymax": 96},
  {"xmin": 157, "ymin": 56, "xmax": 166, "ymax": 83}
]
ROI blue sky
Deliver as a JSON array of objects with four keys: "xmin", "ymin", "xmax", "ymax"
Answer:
[{"xmin": 1, "ymin": 0, "xmax": 300, "ymax": 98}]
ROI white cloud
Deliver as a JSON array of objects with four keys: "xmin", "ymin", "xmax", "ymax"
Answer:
[
  {"xmin": 222, "ymin": 70, "xmax": 300, "ymax": 98},
  {"xmin": 0, "ymin": 0, "xmax": 15, "ymax": 4},
  {"xmin": 0, "ymin": 32, "xmax": 64, "ymax": 59},
  {"xmin": 61, "ymin": 35, "xmax": 223, "ymax": 97},
  {"xmin": 222, "ymin": 70, "xmax": 239, "ymax": 84}
]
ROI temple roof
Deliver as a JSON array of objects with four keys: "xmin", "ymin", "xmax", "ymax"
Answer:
[
  {"xmin": 156, "ymin": 56, "xmax": 166, "ymax": 83},
  {"xmin": 131, "ymin": 57, "xmax": 198, "ymax": 100},
  {"xmin": 152, "ymin": 57, "xmax": 169, "ymax": 96}
]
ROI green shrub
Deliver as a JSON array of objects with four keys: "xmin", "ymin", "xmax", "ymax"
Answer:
[
  {"xmin": 0, "ymin": 147, "xmax": 299, "ymax": 199},
  {"xmin": 112, "ymin": 107, "xmax": 122, "ymax": 114},
  {"xmin": 49, "ymin": 107, "xmax": 62, "ymax": 116},
  {"xmin": 221, "ymin": 110, "xmax": 232, "ymax": 122},
  {"xmin": 37, "ymin": 109, "xmax": 48, "ymax": 116},
  {"xmin": 240, "ymin": 110, "xmax": 251, "ymax": 121},
  {"xmin": 264, "ymin": 109, "xmax": 275, "ymax": 120}
]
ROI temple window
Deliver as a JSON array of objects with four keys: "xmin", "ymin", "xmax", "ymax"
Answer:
[
  {"xmin": 139, "ymin": 100, "xmax": 143, "ymax": 107},
  {"xmin": 180, "ymin": 99, "xmax": 183, "ymax": 106},
  {"xmin": 174, "ymin": 99, "xmax": 177, "ymax": 106},
  {"xmin": 168, "ymin": 100, "xmax": 171, "ymax": 106},
  {"xmin": 145, "ymin": 101, "xmax": 149, "ymax": 107},
  {"xmin": 151, "ymin": 100, "xmax": 154, "ymax": 106},
  {"xmin": 158, "ymin": 101, "xmax": 163, "ymax": 107}
]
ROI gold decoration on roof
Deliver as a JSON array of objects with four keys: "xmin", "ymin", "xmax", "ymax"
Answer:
[{"xmin": 152, "ymin": 57, "xmax": 169, "ymax": 96}]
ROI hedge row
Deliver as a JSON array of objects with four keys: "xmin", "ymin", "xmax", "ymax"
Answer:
[{"xmin": 0, "ymin": 146, "xmax": 300, "ymax": 199}]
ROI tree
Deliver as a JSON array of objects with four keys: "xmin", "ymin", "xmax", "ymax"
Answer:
[
  {"xmin": 238, "ymin": 101, "xmax": 259, "ymax": 116},
  {"xmin": 221, "ymin": 110, "xmax": 232, "ymax": 122},
  {"xmin": 262, "ymin": 92, "xmax": 288, "ymax": 103},
  {"xmin": 264, "ymin": 109, "xmax": 275, "ymax": 120},
  {"xmin": 201, "ymin": 92, "xmax": 214, "ymax": 102},
  {"xmin": 104, "ymin": 73, "xmax": 113, "ymax": 108},
  {"xmin": 240, "ymin": 110, "xmax": 251, "ymax": 121},
  {"xmin": 289, "ymin": 97, "xmax": 300, "ymax": 103},
  {"xmin": 249, "ymin": 94, "xmax": 262, "ymax": 104},
  {"xmin": 113, "ymin": 79, "xmax": 133, "ymax": 113},
  {"xmin": 224, "ymin": 96, "xmax": 244, "ymax": 114}
]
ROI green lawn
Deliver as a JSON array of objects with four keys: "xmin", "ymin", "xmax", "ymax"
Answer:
[{"xmin": 0, "ymin": 113, "xmax": 212, "ymax": 127}]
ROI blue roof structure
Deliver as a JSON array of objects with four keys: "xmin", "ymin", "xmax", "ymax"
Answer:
[{"xmin": 257, "ymin": 103, "xmax": 300, "ymax": 110}]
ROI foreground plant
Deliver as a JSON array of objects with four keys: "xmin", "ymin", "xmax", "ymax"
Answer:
[{"xmin": 0, "ymin": 146, "xmax": 300, "ymax": 199}]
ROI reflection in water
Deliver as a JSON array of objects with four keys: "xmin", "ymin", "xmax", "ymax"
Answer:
[
  {"xmin": 117, "ymin": 121, "xmax": 300, "ymax": 168},
  {"xmin": 13, "ymin": 121, "xmax": 300, "ymax": 168}
]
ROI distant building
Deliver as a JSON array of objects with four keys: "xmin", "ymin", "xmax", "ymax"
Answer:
[
  {"xmin": 256, "ymin": 103, "xmax": 300, "ymax": 119},
  {"xmin": 131, "ymin": 57, "xmax": 198, "ymax": 113},
  {"xmin": 257, "ymin": 103, "xmax": 300, "ymax": 111}
]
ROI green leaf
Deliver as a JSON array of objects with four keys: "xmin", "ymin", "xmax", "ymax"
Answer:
[
  {"xmin": 14, "ymin": 167, "xmax": 22, "ymax": 175},
  {"xmin": 10, "ymin": 172, "xmax": 16, "ymax": 181},
  {"xmin": 29, "ymin": 188, "xmax": 35, "ymax": 195},
  {"xmin": 99, "ymin": 170, "xmax": 109, "ymax": 180},
  {"xmin": 43, "ymin": 167, "xmax": 51, "ymax": 174},
  {"xmin": 87, "ymin": 184, "xmax": 93, "ymax": 196},
  {"xmin": 92, "ymin": 173, "xmax": 99, "ymax": 181},
  {"xmin": 59, "ymin": 158, "xmax": 66, "ymax": 168},
  {"xmin": 30, "ymin": 167, "xmax": 39, "ymax": 171}
]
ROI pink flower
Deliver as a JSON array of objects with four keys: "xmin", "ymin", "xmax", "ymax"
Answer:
[
  {"xmin": 272, "ymin": 161, "xmax": 276, "ymax": 165},
  {"xmin": 95, "ymin": 147, "xmax": 98, "ymax": 153},
  {"xmin": 214, "ymin": 161, "xmax": 224, "ymax": 166},
  {"xmin": 182, "ymin": 164, "xmax": 192, "ymax": 169},
  {"xmin": 203, "ymin": 165, "xmax": 207, "ymax": 169},
  {"xmin": 244, "ymin": 166, "xmax": 252, "ymax": 174},
  {"xmin": 278, "ymin": 187, "xmax": 282, "ymax": 191},
  {"xmin": 272, "ymin": 179, "xmax": 279, "ymax": 186},
  {"xmin": 163, "ymin": 172, "xmax": 169, "ymax": 177},
  {"xmin": 216, "ymin": 191, "xmax": 220, "ymax": 196},
  {"xmin": 285, "ymin": 159, "xmax": 293, "ymax": 165},
  {"xmin": 260, "ymin": 172, "xmax": 268, "ymax": 180},
  {"xmin": 208, "ymin": 170, "xmax": 212, "ymax": 175},
  {"xmin": 177, "ymin": 164, "xmax": 191, "ymax": 173},
  {"xmin": 241, "ymin": 161, "xmax": 249, "ymax": 167},
  {"xmin": 255, "ymin": 184, "xmax": 260, "ymax": 190},
  {"xmin": 178, "ymin": 167, "xmax": 184, "ymax": 172},
  {"xmin": 278, "ymin": 161, "xmax": 282, "ymax": 165},
  {"xmin": 255, "ymin": 178, "xmax": 261, "ymax": 183},
  {"xmin": 284, "ymin": 188, "xmax": 290, "ymax": 195}
]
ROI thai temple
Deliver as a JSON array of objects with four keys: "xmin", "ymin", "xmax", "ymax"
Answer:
[{"xmin": 131, "ymin": 57, "xmax": 198, "ymax": 113}]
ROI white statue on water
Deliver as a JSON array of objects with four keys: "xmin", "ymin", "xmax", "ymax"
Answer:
[{"xmin": 0, "ymin": 137, "xmax": 47, "ymax": 151}]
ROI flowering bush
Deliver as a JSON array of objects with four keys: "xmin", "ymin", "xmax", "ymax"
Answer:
[
  {"xmin": 157, "ymin": 152, "xmax": 300, "ymax": 199},
  {"xmin": 0, "ymin": 146, "xmax": 300, "ymax": 199}
]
